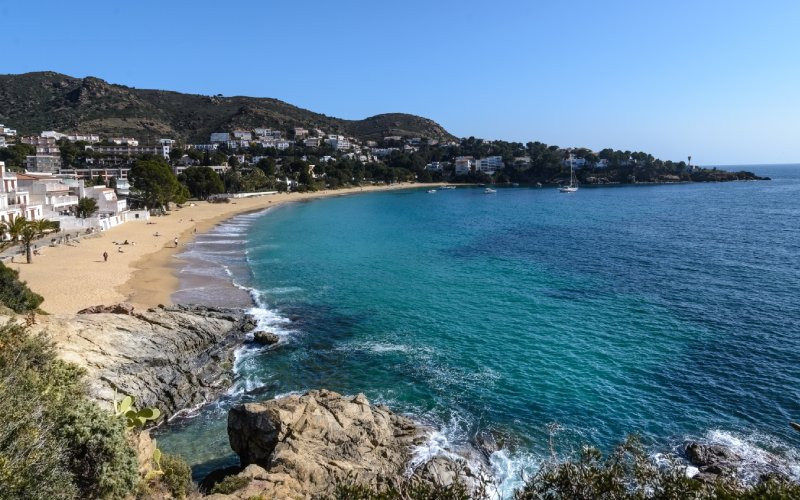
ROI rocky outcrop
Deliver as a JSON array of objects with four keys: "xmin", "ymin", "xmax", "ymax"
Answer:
[
  {"xmin": 35, "ymin": 304, "xmax": 255, "ymax": 417},
  {"xmin": 207, "ymin": 390, "xmax": 478, "ymax": 499},
  {"xmin": 685, "ymin": 442, "xmax": 742, "ymax": 482},
  {"xmin": 77, "ymin": 302, "xmax": 136, "ymax": 315},
  {"xmin": 684, "ymin": 441, "xmax": 790, "ymax": 484},
  {"xmin": 251, "ymin": 330, "xmax": 279, "ymax": 346}
]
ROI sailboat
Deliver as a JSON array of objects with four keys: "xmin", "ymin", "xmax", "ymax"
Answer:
[{"xmin": 559, "ymin": 156, "xmax": 579, "ymax": 193}]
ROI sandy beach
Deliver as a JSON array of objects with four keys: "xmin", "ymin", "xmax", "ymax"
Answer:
[{"xmin": 7, "ymin": 183, "xmax": 442, "ymax": 315}]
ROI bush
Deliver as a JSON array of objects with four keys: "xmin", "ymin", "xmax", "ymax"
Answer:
[
  {"xmin": 0, "ymin": 321, "xmax": 138, "ymax": 499},
  {"xmin": 57, "ymin": 402, "xmax": 138, "ymax": 498},
  {"xmin": 332, "ymin": 482, "xmax": 470, "ymax": 500},
  {"xmin": 211, "ymin": 475, "xmax": 252, "ymax": 494},
  {"xmin": 160, "ymin": 452, "xmax": 192, "ymax": 499},
  {"xmin": 516, "ymin": 435, "xmax": 800, "ymax": 500},
  {"xmin": 0, "ymin": 261, "xmax": 44, "ymax": 312}
]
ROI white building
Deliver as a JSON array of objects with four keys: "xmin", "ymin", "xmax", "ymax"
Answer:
[
  {"xmin": 173, "ymin": 165, "xmax": 229, "ymax": 176},
  {"xmin": 85, "ymin": 144, "xmax": 170, "ymax": 159},
  {"xmin": 187, "ymin": 143, "xmax": 219, "ymax": 152},
  {"xmin": 562, "ymin": 155, "xmax": 587, "ymax": 168},
  {"xmin": 476, "ymin": 156, "xmax": 504, "ymax": 174},
  {"xmin": 232, "ymin": 130, "xmax": 252, "ymax": 141},
  {"xmin": 454, "ymin": 156, "xmax": 476, "ymax": 175},
  {"xmin": 15, "ymin": 173, "xmax": 79, "ymax": 217},
  {"xmin": 326, "ymin": 135, "xmax": 351, "ymax": 150},
  {"xmin": 41, "ymin": 131, "xmax": 67, "ymax": 140},
  {"xmin": 83, "ymin": 186, "xmax": 126, "ymax": 215},
  {"xmin": 66, "ymin": 133, "xmax": 100, "ymax": 143},
  {"xmin": 0, "ymin": 125, "xmax": 17, "ymax": 136},
  {"xmin": 304, "ymin": 137, "xmax": 320, "ymax": 148},
  {"xmin": 111, "ymin": 137, "xmax": 139, "ymax": 146},
  {"xmin": 0, "ymin": 162, "xmax": 43, "ymax": 225},
  {"xmin": 293, "ymin": 127, "xmax": 309, "ymax": 139}
]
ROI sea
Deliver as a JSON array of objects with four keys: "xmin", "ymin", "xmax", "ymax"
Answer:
[{"xmin": 157, "ymin": 165, "xmax": 800, "ymax": 497}]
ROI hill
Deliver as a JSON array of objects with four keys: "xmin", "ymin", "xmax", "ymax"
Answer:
[{"xmin": 0, "ymin": 72, "xmax": 455, "ymax": 143}]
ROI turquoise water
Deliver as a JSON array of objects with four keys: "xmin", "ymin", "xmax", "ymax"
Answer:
[{"xmin": 159, "ymin": 166, "xmax": 800, "ymax": 493}]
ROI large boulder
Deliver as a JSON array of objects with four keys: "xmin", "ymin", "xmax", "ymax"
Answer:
[
  {"xmin": 252, "ymin": 331, "xmax": 279, "ymax": 345},
  {"xmin": 685, "ymin": 442, "xmax": 742, "ymax": 481},
  {"xmin": 220, "ymin": 390, "xmax": 477, "ymax": 499}
]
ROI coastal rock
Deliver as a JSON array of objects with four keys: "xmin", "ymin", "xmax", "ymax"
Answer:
[
  {"xmin": 252, "ymin": 330, "xmax": 279, "ymax": 345},
  {"xmin": 217, "ymin": 390, "xmax": 476, "ymax": 499},
  {"xmin": 36, "ymin": 304, "xmax": 256, "ymax": 417},
  {"xmin": 77, "ymin": 302, "xmax": 136, "ymax": 315},
  {"xmin": 686, "ymin": 442, "xmax": 741, "ymax": 468},
  {"xmin": 685, "ymin": 442, "xmax": 742, "ymax": 480}
]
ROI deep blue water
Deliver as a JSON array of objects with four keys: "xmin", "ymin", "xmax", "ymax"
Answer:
[{"xmin": 158, "ymin": 165, "xmax": 800, "ymax": 495}]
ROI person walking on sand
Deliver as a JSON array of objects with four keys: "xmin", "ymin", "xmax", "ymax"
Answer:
[
  {"xmin": 174, "ymin": 237, "xmax": 179, "ymax": 248},
  {"xmin": 103, "ymin": 251, "xmax": 108, "ymax": 262}
]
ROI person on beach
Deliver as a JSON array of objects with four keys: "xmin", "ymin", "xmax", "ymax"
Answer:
[
  {"xmin": 103, "ymin": 251, "xmax": 108, "ymax": 262},
  {"xmin": 173, "ymin": 237, "xmax": 179, "ymax": 247}
]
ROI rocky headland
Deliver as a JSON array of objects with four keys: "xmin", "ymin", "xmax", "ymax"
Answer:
[{"xmin": 29, "ymin": 303, "xmax": 256, "ymax": 416}]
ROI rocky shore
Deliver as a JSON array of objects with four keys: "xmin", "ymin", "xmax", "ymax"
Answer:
[
  {"xmin": 21, "ymin": 303, "xmax": 795, "ymax": 498},
  {"xmin": 23, "ymin": 303, "xmax": 482, "ymax": 497},
  {"xmin": 205, "ymin": 389, "xmax": 482, "ymax": 498},
  {"xmin": 31, "ymin": 303, "xmax": 256, "ymax": 416}
]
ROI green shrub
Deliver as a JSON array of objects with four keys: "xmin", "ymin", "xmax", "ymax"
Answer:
[
  {"xmin": 0, "ymin": 261, "xmax": 43, "ymax": 312},
  {"xmin": 0, "ymin": 321, "xmax": 138, "ymax": 499},
  {"xmin": 516, "ymin": 435, "xmax": 800, "ymax": 500},
  {"xmin": 211, "ymin": 475, "xmax": 252, "ymax": 494},
  {"xmin": 56, "ymin": 401, "xmax": 138, "ymax": 498},
  {"xmin": 160, "ymin": 452, "xmax": 192, "ymax": 499},
  {"xmin": 331, "ymin": 482, "xmax": 470, "ymax": 500}
]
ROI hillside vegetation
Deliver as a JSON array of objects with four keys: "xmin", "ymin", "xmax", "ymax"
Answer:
[{"xmin": 0, "ymin": 72, "xmax": 455, "ymax": 143}]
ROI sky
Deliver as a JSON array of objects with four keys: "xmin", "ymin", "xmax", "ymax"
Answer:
[{"xmin": 1, "ymin": 0, "xmax": 798, "ymax": 165}]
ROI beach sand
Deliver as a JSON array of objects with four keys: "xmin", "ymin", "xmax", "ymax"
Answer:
[{"xmin": 8, "ymin": 183, "xmax": 442, "ymax": 314}]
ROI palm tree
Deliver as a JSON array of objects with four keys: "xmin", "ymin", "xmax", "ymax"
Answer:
[
  {"xmin": 6, "ymin": 216, "xmax": 27, "ymax": 244},
  {"xmin": 7, "ymin": 217, "xmax": 58, "ymax": 263}
]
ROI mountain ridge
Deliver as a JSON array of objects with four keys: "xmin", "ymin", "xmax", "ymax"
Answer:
[{"xmin": 0, "ymin": 71, "xmax": 456, "ymax": 143}]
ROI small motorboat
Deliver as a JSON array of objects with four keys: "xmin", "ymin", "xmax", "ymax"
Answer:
[
  {"xmin": 427, "ymin": 189, "xmax": 437, "ymax": 194},
  {"xmin": 484, "ymin": 187, "xmax": 497, "ymax": 194}
]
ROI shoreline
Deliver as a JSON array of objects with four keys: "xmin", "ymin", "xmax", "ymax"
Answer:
[{"xmin": 8, "ymin": 182, "xmax": 443, "ymax": 315}]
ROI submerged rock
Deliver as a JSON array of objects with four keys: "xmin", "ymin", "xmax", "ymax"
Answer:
[{"xmin": 219, "ymin": 389, "xmax": 480, "ymax": 499}]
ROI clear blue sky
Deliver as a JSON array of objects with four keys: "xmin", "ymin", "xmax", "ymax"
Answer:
[{"xmin": 2, "ymin": 0, "xmax": 798, "ymax": 165}]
